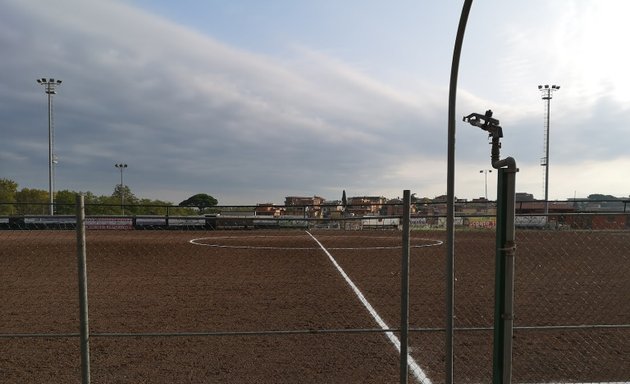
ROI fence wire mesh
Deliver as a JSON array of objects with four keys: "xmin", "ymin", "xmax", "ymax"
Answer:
[
  {"xmin": 449, "ymin": 228, "xmax": 630, "ymax": 383},
  {"xmin": 1, "ymin": 203, "xmax": 629, "ymax": 383}
]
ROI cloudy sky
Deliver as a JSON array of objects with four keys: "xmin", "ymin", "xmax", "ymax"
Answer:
[{"xmin": 1, "ymin": 0, "xmax": 629, "ymax": 205}]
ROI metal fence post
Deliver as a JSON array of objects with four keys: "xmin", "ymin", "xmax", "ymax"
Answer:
[
  {"xmin": 76, "ymin": 194, "xmax": 91, "ymax": 384},
  {"xmin": 400, "ymin": 190, "xmax": 411, "ymax": 384}
]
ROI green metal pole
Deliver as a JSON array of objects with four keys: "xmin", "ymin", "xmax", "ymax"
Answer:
[
  {"xmin": 493, "ymin": 168, "xmax": 517, "ymax": 384},
  {"xmin": 462, "ymin": 109, "xmax": 517, "ymax": 384},
  {"xmin": 76, "ymin": 194, "xmax": 91, "ymax": 384},
  {"xmin": 400, "ymin": 190, "xmax": 411, "ymax": 384},
  {"xmin": 493, "ymin": 169, "xmax": 507, "ymax": 383}
]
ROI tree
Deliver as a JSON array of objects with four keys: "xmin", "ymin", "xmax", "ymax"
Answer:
[
  {"xmin": 55, "ymin": 190, "xmax": 79, "ymax": 215},
  {"xmin": 83, "ymin": 192, "xmax": 119, "ymax": 215},
  {"xmin": 112, "ymin": 184, "xmax": 138, "ymax": 204},
  {"xmin": 110, "ymin": 184, "xmax": 138, "ymax": 214},
  {"xmin": 15, "ymin": 188, "xmax": 49, "ymax": 215},
  {"xmin": 0, "ymin": 178, "xmax": 18, "ymax": 215},
  {"xmin": 179, "ymin": 193, "xmax": 218, "ymax": 213}
]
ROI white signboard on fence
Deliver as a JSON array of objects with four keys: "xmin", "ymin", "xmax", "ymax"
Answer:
[{"xmin": 86, "ymin": 217, "xmax": 133, "ymax": 230}]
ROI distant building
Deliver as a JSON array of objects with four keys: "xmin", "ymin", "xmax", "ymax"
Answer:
[
  {"xmin": 516, "ymin": 193, "xmax": 535, "ymax": 201},
  {"xmin": 255, "ymin": 203, "xmax": 282, "ymax": 217},
  {"xmin": 384, "ymin": 198, "xmax": 417, "ymax": 216},
  {"xmin": 284, "ymin": 196, "xmax": 325, "ymax": 218},
  {"xmin": 467, "ymin": 197, "xmax": 496, "ymax": 215},
  {"xmin": 347, "ymin": 196, "xmax": 387, "ymax": 216},
  {"xmin": 321, "ymin": 200, "xmax": 344, "ymax": 218},
  {"xmin": 426, "ymin": 195, "xmax": 466, "ymax": 216}
]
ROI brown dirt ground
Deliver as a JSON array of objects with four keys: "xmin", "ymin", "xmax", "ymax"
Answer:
[{"xmin": 1, "ymin": 229, "xmax": 628, "ymax": 383}]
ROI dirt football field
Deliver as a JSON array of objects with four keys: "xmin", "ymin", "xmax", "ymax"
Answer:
[{"xmin": 1, "ymin": 229, "xmax": 628, "ymax": 383}]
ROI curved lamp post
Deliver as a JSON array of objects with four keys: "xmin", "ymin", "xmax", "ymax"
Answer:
[{"xmin": 446, "ymin": 2, "xmax": 473, "ymax": 382}]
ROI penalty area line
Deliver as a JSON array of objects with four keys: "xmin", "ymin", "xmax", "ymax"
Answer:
[{"xmin": 306, "ymin": 231, "xmax": 432, "ymax": 384}]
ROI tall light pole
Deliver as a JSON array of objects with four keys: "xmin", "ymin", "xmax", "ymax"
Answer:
[
  {"xmin": 36, "ymin": 77, "xmax": 62, "ymax": 215},
  {"xmin": 538, "ymin": 84, "xmax": 560, "ymax": 216},
  {"xmin": 115, "ymin": 163, "xmax": 128, "ymax": 215},
  {"xmin": 479, "ymin": 169, "xmax": 492, "ymax": 200}
]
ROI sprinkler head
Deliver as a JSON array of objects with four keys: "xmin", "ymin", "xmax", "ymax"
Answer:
[{"xmin": 463, "ymin": 110, "xmax": 503, "ymax": 139}]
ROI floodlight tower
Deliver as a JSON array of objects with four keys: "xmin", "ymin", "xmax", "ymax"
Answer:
[
  {"xmin": 36, "ymin": 77, "xmax": 62, "ymax": 215},
  {"xmin": 480, "ymin": 169, "xmax": 493, "ymax": 200},
  {"xmin": 115, "ymin": 163, "xmax": 128, "ymax": 215},
  {"xmin": 538, "ymin": 84, "xmax": 560, "ymax": 216}
]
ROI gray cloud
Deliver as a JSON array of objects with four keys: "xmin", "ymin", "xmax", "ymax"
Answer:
[
  {"xmin": 0, "ymin": 0, "xmax": 450, "ymax": 204},
  {"xmin": 2, "ymin": 0, "xmax": 629, "ymax": 204}
]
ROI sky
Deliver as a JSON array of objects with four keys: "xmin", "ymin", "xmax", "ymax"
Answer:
[{"xmin": 1, "ymin": 0, "xmax": 629, "ymax": 205}]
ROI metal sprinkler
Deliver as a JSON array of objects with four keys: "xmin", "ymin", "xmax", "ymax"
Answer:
[{"xmin": 464, "ymin": 109, "xmax": 518, "ymax": 384}]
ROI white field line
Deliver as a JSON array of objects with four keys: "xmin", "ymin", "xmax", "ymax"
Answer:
[
  {"xmin": 188, "ymin": 234, "xmax": 626, "ymax": 384},
  {"xmin": 189, "ymin": 235, "xmax": 442, "ymax": 251},
  {"xmin": 306, "ymin": 231, "xmax": 432, "ymax": 384}
]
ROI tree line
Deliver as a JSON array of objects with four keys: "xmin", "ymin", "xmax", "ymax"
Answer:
[{"xmin": 0, "ymin": 178, "xmax": 218, "ymax": 216}]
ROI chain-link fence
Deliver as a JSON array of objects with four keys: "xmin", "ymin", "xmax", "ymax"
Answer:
[{"xmin": 1, "ymin": 199, "xmax": 628, "ymax": 383}]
